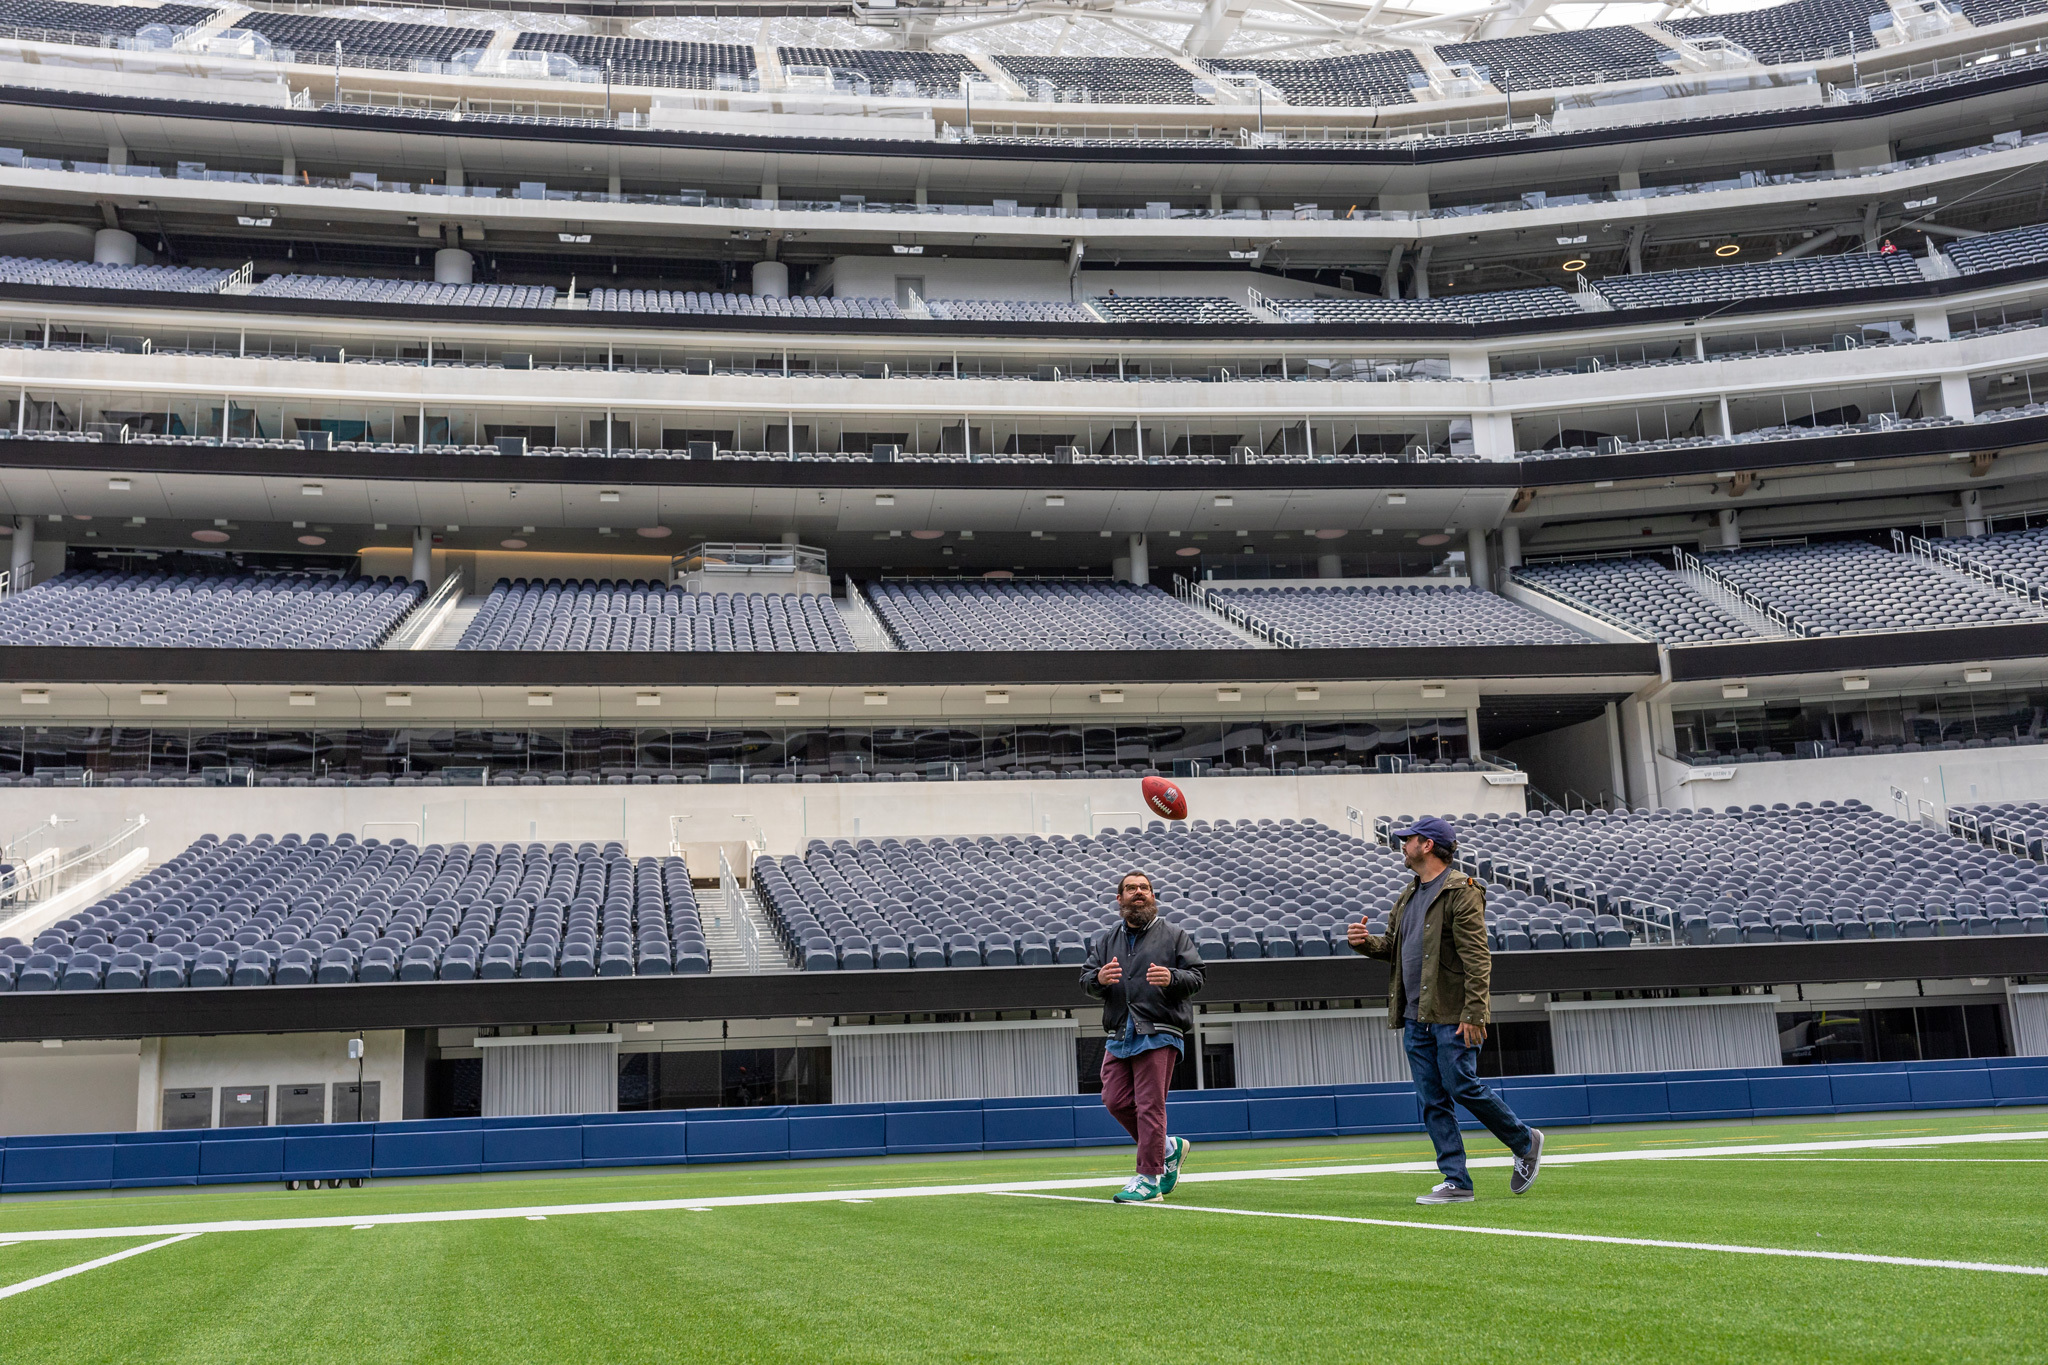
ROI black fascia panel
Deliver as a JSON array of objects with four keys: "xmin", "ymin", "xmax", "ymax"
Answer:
[{"xmin": 0, "ymin": 935, "xmax": 2035, "ymax": 1040}]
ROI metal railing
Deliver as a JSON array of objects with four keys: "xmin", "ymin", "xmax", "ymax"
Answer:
[
  {"xmin": 675, "ymin": 542, "xmax": 827, "ymax": 580},
  {"xmin": 215, "ymin": 261, "xmax": 254, "ymax": 293},
  {"xmin": 1894, "ymin": 528, "xmax": 2046, "ymax": 609},
  {"xmin": 1673, "ymin": 547, "xmax": 1815, "ymax": 638},
  {"xmin": 843, "ymin": 578, "xmax": 897, "ymax": 649},
  {"xmin": 717, "ymin": 846, "xmax": 760, "ymax": 975},
  {"xmin": 0, "ymin": 560, "xmax": 32, "ymax": 599},
  {"xmin": 1174, "ymin": 576, "xmax": 1304, "ymax": 648},
  {"xmin": 381, "ymin": 568, "xmax": 465, "ymax": 651},
  {"xmin": 0, "ymin": 814, "xmax": 147, "ymax": 928}
]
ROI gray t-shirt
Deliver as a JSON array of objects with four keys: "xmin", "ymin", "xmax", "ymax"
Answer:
[{"xmin": 1401, "ymin": 870, "xmax": 1450, "ymax": 1022}]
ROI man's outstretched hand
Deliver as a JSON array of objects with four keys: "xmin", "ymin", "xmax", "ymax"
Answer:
[
  {"xmin": 1097, "ymin": 958, "xmax": 1122, "ymax": 986},
  {"xmin": 1146, "ymin": 963, "xmax": 1172, "ymax": 986}
]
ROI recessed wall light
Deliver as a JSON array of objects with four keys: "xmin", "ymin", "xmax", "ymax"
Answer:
[
  {"xmin": 774, "ymin": 692, "xmax": 800, "ymax": 706},
  {"xmin": 140, "ymin": 690, "xmax": 168, "ymax": 706},
  {"xmin": 528, "ymin": 692, "xmax": 553, "ymax": 707}
]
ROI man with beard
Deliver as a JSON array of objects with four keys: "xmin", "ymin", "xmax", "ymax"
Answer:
[
  {"xmin": 1349, "ymin": 815, "xmax": 1545, "ymax": 1204},
  {"xmin": 1080, "ymin": 870, "xmax": 1205, "ymax": 1204}
]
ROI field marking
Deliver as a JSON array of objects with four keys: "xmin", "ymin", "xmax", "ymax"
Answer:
[
  {"xmin": 0, "ymin": 1234, "xmax": 198, "ymax": 1301},
  {"xmin": 0, "ymin": 1129, "xmax": 2039, "ymax": 1245},
  {"xmin": 996, "ymin": 1193, "xmax": 2048, "ymax": 1278}
]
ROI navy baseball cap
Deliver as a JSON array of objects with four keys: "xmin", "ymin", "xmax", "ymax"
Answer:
[{"xmin": 1389, "ymin": 815, "xmax": 1458, "ymax": 847}]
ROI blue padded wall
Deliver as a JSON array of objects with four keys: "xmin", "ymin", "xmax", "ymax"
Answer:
[{"xmin": 1, "ymin": 1056, "xmax": 2042, "ymax": 1195}]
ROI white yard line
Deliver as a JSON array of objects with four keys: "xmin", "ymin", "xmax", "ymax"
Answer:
[
  {"xmin": 0, "ymin": 1234, "xmax": 199, "ymax": 1301},
  {"xmin": 994, "ymin": 1193, "xmax": 2048, "ymax": 1277},
  {"xmin": 0, "ymin": 1129, "xmax": 2038, "ymax": 1245}
]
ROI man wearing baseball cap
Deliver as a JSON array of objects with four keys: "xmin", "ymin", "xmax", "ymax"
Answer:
[{"xmin": 1348, "ymin": 814, "xmax": 1544, "ymax": 1204}]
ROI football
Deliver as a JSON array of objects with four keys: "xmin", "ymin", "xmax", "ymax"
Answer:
[{"xmin": 1141, "ymin": 774, "xmax": 1188, "ymax": 821}]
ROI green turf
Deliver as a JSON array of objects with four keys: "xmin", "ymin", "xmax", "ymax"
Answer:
[{"xmin": 0, "ymin": 1115, "xmax": 2042, "ymax": 1363}]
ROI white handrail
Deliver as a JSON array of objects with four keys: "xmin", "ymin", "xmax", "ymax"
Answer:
[
  {"xmin": 0, "ymin": 814, "xmax": 148, "ymax": 929},
  {"xmin": 717, "ymin": 847, "xmax": 759, "ymax": 974},
  {"xmin": 1674, "ymin": 547, "xmax": 1814, "ymax": 638},
  {"xmin": 1898, "ymin": 529, "xmax": 2045, "ymax": 609},
  {"xmin": 845, "ymin": 579, "xmax": 897, "ymax": 649},
  {"xmin": 381, "ymin": 568, "xmax": 465, "ymax": 650}
]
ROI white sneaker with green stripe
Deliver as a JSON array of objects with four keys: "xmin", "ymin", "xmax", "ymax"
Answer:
[
  {"xmin": 1113, "ymin": 1175, "xmax": 1162, "ymax": 1203},
  {"xmin": 1160, "ymin": 1137, "xmax": 1191, "ymax": 1195}
]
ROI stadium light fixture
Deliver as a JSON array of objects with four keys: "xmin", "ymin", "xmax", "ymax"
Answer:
[
  {"xmin": 108, "ymin": 478, "xmax": 130, "ymax": 491},
  {"xmin": 140, "ymin": 690, "xmax": 168, "ymax": 706},
  {"xmin": 985, "ymin": 690, "xmax": 1010, "ymax": 705},
  {"xmin": 1965, "ymin": 668, "xmax": 1994, "ymax": 683},
  {"xmin": 1555, "ymin": 235, "xmax": 1585, "ymax": 245},
  {"xmin": 892, "ymin": 244, "xmax": 924, "ymax": 254},
  {"xmin": 18, "ymin": 690, "xmax": 47, "ymax": 705},
  {"xmin": 236, "ymin": 216, "xmax": 272, "ymax": 227},
  {"xmin": 559, "ymin": 233, "xmax": 591, "ymax": 244},
  {"xmin": 864, "ymin": 691, "xmax": 889, "ymax": 706},
  {"xmin": 1045, "ymin": 495, "xmax": 1065, "ymax": 507},
  {"xmin": 289, "ymin": 691, "xmax": 316, "ymax": 707},
  {"xmin": 1296, "ymin": 686, "xmax": 1321, "ymax": 701},
  {"xmin": 1216, "ymin": 687, "xmax": 1242, "ymax": 702},
  {"xmin": 774, "ymin": 692, "xmax": 800, "ymax": 706},
  {"xmin": 1842, "ymin": 676, "xmax": 1870, "ymax": 692},
  {"xmin": 637, "ymin": 691, "xmax": 662, "ymax": 706},
  {"xmin": 1099, "ymin": 689, "xmax": 1125, "ymax": 704},
  {"xmin": 1722, "ymin": 683, "xmax": 1749, "ymax": 699},
  {"xmin": 1421, "ymin": 684, "xmax": 1448, "ymax": 699},
  {"xmin": 528, "ymin": 691, "xmax": 553, "ymax": 707}
]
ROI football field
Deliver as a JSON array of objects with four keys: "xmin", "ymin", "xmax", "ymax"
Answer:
[{"xmin": 0, "ymin": 1113, "xmax": 2043, "ymax": 1364}]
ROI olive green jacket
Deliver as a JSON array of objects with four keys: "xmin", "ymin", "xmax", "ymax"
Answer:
[{"xmin": 1356, "ymin": 869, "xmax": 1492, "ymax": 1029}]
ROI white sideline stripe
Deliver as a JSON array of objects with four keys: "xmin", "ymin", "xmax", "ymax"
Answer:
[
  {"xmin": 0, "ymin": 1233, "xmax": 198, "ymax": 1301},
  {"xmin": 996, "ymin": 1193, "xmax": 2048, "ymax": 1277},
  {"xmin": 0, "ymin": 1129, "xmax": 2040, "ymax": 1245}
]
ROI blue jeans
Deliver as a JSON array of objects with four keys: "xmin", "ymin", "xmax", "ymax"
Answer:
[{"xmin": 1403, "ymin": 1020, "xmax": 1534, "ymax": 1189}]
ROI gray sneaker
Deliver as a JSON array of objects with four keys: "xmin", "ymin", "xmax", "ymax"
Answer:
[
  {"xmin": 1511, "ymin": 1128, "xmax": 1545, "ymax": 1195},
  {"xmin": 1416, "ymin": 1181, "xmax": 1474, "ymax": 1205}
]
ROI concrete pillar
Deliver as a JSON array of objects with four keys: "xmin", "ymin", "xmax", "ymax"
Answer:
[
  {"xmin": 9, "ymin": 515, "xmax": 32, "ymax": 584},
  {"xmin": 1964, "ymin": 489, "xmax": 1986, "ymax": 537},
  {"xmin": 1127, "ymin": 533, "xmax": 1150, "ymax": 587},
  {"xmin": 1317, "ymin": 553, "xmax": 1343, "ymax": 579},
  {"xmin": 752, "ymin": 261, "xmax": 789, "ymax": 298},
  {"xmin": 1465, "ymin": 528, "xmax": 1491, "ymax": 590},
  {"xmin": 433, "ymin": 249, "xmax": 474, "ymax": 285},
  {"xmin": 411, "ymin": 526, "xmax": 432, "ymax": 584},
  {"xmin": 1605, "ymin": 702, "xmax": 1628, "ymax": 809},
  {"xmin": 1718, "ymin": 508, "xmax": 1740, "ymax": 550},
  {"xmin": 93, "ymin": 228, "xmax": 138, "ymax": 266},
  {"xmin": 1501, "ymin": 524, "xmax": 1523, "ymax": 569},
  {"xmin": 1940, "ymin": 372, "xmax": 1975, "ymax": 422}
]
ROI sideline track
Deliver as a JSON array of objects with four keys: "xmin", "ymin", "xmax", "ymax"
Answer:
[{"xmin": 0, "ymin": 1127, "xmax": 2040, "ymax": 1245}]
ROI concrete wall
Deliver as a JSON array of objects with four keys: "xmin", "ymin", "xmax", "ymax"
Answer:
[
  {"xmin": 817, "ymin": 256, "xmax": 1074, "ymax": 301},
  {"xmin": 0, "ymin": 774, "xmax": 1519, "ymax": 874},
  {"xmin": 1501, "ymin": 713, "xmax": 1619, "ymax": 809},
  {"xmin": 1648, "ymin": 743, "xmax": 2048, "ymax": 814},
  {"xmin": 149, "ymin": 1029, "xmax": 408, "ymax": 1131},
  {"xmin": 0, "ymin": 1040, "xmax": 140, "ymax": 1135}
]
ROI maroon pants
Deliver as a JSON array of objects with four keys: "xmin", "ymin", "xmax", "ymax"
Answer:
[{"xmin": 1100, "ymin": 1045, "xmax": 1177, "ymax": 1175}]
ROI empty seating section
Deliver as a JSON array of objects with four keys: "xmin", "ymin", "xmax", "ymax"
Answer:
[
  {"xmin": 1593, "ymin": 252, "xmax": 1924, "ymax": 310},
  {"xmin": 1436, "ymin": 28, "xmax": 1671, "ymax": 89},
  {"xmin": 457, "ymin": 580, "xmax": 855, "ymax": 652},
  {"xmin": 250, "ymin": 275, "xmax": 556, "ymax": 309},
  {"xmin": 1514, "ymin": 558, "xmax": 1762, "ymax": 645},
  {"xmin": 1200, "ymin": 52, "xmax": 1422, "ymax": 106},
  {"xmin": 509, "ymin": 34, "xmax": 753, "ymax": 88},
  {"xmin": 1947, "ymin": 525, "xmax": 2048, "ymax": 586},
  {"xmin": 925, "ymin": 298, "xmax": 1095, "ymax": 323},
  {"xmin": 1665, "ymin": 0, "xmax": 1879, "ymax": 62},
  {"xmin": 994, "ymin": 56, "xmax": 1197, "ymax": 103},
  {"xmin": 752, "ymin": 818, "xmax": 1561, "ymax": 969},
  {"xmin": 1456, "ymin": 803, "xmax": 2048, "ymax": 947},
  {"xmin": 232, "ymin": 11, "xmax": 490, "ymax": 64},
  {"xmin": 587, "ymin": 289, "xmax": 899, "ymax": 320},
  {"xmin": 1273, "ymin": 289, "xmax": 1580, "ymax": 324},
  {"xmin": 0, "ymin": 833, "xmax": 711, "ymax": 991},
  {"xmin": 1221, "ymin": 585, "xmax": 1590, "ymax": 647},
  {"xmin": 1946, "ymin": 222, "xmax": 2048, "ymax": 275},
  {"xmin": 1952, "ymin": 0, "xmax": 2048, "ymax": 23},
  {"xmin": 866, "ymin": 580, "xmax": 1246, "ymax": 650},
  {"xmin": 1704, "ymin": 541, "xmax": 2042, "ymax": 634},
  {"xmin": 1089, "ymin": 295, "xmax": 1256, "ymax": 325},
  {"xmin": 0, "ymin": 255, "xmax": 230, "ymax": 292},
  {"xmin": 0, "ymin": 571, "xmax": 422, "ymax": 648},
  {"xmin": 0, "ymin": 0, "xmax": 216, "ymax": 37},
  {"xmin": 776, "ymin": 46, "xmax": 977, "ymax": 97}
]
